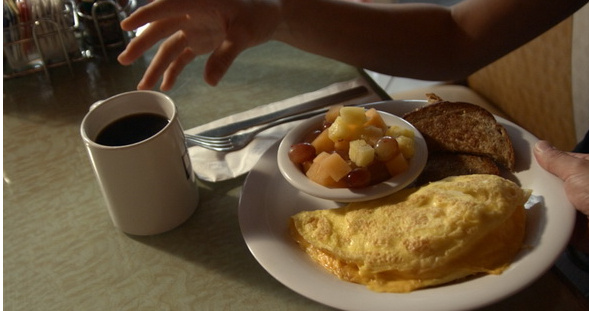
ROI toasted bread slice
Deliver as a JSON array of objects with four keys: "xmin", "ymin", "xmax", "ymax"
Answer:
[
  {"xmin": 403, "ymin": 101, "xmax": 515, "ymax": 170},
  {"xmin": 414, "ymin": 152, "xmax": 500, "ymax": 186}
]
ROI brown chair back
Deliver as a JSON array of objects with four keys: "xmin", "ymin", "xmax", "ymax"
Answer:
[{"xmin": 467, "ymin": 18, "xmax": 576, "ymax": 150}]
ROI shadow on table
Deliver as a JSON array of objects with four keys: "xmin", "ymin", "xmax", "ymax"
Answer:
[{"xmin": 128, "ymin": 175, "xmax": 333, "ymax": 309}]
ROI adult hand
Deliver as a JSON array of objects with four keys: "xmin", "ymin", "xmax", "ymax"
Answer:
[
  {"xmin": 534, "ymin": 140, "xmax": 589, "ymax": 216},
  {"xmin": 534, "ymin": 140, "xmax": 589, "ymax": 251},
  {"xmin": 117, "ymin": 0, "xmax": 281, "ymax": 89}
]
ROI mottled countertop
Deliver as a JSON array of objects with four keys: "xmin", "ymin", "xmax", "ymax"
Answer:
[{"xmin": 3, "ymin": 41, "xmax": 587, "ymax": 311}]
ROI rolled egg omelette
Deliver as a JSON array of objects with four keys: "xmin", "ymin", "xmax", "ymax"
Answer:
[{"xmin": 289, "ymin": 174, "xmax": 531, "ymax": 293}]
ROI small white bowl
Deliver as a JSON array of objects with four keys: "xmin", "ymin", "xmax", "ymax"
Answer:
[{"xmin": 277, "ymin": 110, "xmax": 428, "ymax": 202}]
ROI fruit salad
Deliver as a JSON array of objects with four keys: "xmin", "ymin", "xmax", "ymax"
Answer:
[{"xmin": 288, "ymin": 106, "xmax": 416, "ymax": 188}]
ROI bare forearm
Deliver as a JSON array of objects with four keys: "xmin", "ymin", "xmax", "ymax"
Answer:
[
  {"xmin": 274, "ymin": 1, "xmax": 465, "ymax": 80},
  {"xmin": 274, "ymin": 0, "xmax": 588, "ymax": 81},
  {"xmin": 118, "ymin": 0, "xmax": 588, "ymax": 88}
]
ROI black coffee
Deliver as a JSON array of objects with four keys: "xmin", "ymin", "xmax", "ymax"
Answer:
[{"xmin": 95, "ymin": 113, "xmax": 169, "ymax": 146}]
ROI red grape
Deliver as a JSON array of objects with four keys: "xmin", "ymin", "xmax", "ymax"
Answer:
[
  {"xmin": 303, "ymin": 129, "xmax": 322, "ymax": 143},
  {"xmin": 346, "ymin": 167, "xmax": 371, "ymax": 188},
  {"xmin": 374, "ymin": 136, "xmax": 399, "ymax": 162},
  {"xmin": 289, "ymin": 143, "xmax": 316, "ymax": 164}
]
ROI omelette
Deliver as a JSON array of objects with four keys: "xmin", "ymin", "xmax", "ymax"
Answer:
[{"xmin": 289, "ymin": 174, "xmax": 530, "ymax": 293}]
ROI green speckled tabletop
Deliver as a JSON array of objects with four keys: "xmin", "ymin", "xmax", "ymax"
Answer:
[
  {"xmin": 4, "ymin": 41, "xmax": 587, "ymax": 311},
  {"xmin": 3, "ymin": 41, "xmax": 360, "ymax": 311}
]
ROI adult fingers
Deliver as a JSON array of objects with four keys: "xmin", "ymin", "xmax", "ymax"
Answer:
[
  {"xmin": 120, "ymin": 0, "xmax": 196, "ymax": 31},
  {"xmin": 570, "ymin": 152, "xmax": 589, "ymax": 161},
  {"xmin": 137, "ymin": 31, "xmax": 189, "ymax": 89},
  {"xmin": 118, "ymin": 18, "xmax": 184, "ymax": 65},
  {"xmin": 534, "ymin": 140, "xmax": 589, "ymax": 214},
  {"xmin": 204, "ymin": 39, "xmax": 245, "ymax": 86},
  {"xmin": 533, "ymin": 140, "xmax": 579, "ymax": 180},
  {"xmin": 161, "ymin": 49, "xmax": 198, "ymax": 91}
]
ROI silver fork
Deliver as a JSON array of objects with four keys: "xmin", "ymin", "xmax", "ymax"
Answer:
[{"xmin": 185, "ymin": 108, "xmax": 330, "ymax": 152}]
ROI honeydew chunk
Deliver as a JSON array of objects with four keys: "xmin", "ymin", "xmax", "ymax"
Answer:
[
  {"xmin": 339, "ymin": 107, "xmax": 367, "ymax": 125},
  {"xmin": 396, "ymin": 135, "xmax": 415, "ymax": 159},
  {"xmin": 364, "ymin": 108, "xmax": 388, "ymax": 131},
  {"xmin": 386, "ymin": 125, "xmax": 415, "ymax": 139},
  {"xmin": 349, "ymin": 139, "xmax": 375, "ymax": 167},
  {"xmin": 311, "ymin": 129, "xmax": 335, "ymax": 154},
  {"xmin": 385, "ymin": 152, "xmax": 409, "ymax": 176},
  {"xmin": 328, "ymin": 116, "xmax": 360, "ymax": 142}
]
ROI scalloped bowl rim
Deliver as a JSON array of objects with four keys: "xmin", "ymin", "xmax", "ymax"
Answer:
[{"xmin": 277, "ymin": 110, "xmax": 428, "ymax": 202}]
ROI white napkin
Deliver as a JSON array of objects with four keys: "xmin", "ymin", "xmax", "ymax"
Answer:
[{"xmin": 186, "ymin": 77, "xmax": 385, "ymax": 182}]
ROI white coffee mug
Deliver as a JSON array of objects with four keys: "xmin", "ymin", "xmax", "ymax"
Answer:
[{"xmin": 81, "ymin": 90, "xmax": 199, "ymax": 235}]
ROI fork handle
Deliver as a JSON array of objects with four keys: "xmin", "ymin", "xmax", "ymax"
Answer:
[{"xmin": 196, "ymin": 86, "xmax": 368, "ymax": 137}]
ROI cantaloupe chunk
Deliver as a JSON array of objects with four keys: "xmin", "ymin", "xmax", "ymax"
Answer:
[
  {"xmin": 305, "ymin": 152, "xmax": 349, "ymax": 187},
  {"xmin": 334, "ymin": 140, "xmax": 350, "ymax": 158},
  {"xmin": 322, "ymin": 152, "xmax": 352, "ymax": 181},
  {"xmin": 311, "ymin": 129, "xmax": 335, "ymax": 154},
  {"xmin": 313, "ymin": 151, "xmax": 331, "ymax": 163},
  {"xmin": 306, "ymin": 153, "xmax": 331, "ymax": 185},
  {"xmin": 364, "ymin": 108, "xmax": 387, "ymax": 131},
  {"xmin": 301, "ymin": 161, "xmax": 313, "ymax": 173},
  {"xmin": 385, "ymin": 152, "xmax": 409, "ymax": 176},
  {"xmin": 325, "ymin": 105, "xmax": 343, "ymax": 123},
  {"xmin": 305, "ymin": 162, "xmax": 331, "ymax": 186},
  {"xmin": 349, "ymin": 139, "xmax": 375, "ymax": 167}
]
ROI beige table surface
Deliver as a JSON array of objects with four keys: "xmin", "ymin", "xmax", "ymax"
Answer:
[{"xmin": 3, "ymin": 41, "xmax": 588, "ymax": 311}]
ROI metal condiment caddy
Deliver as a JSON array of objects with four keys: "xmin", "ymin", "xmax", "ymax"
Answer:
[{"xmin": 3, "ymin": 0, "xmax": 136, "ymax": 79}]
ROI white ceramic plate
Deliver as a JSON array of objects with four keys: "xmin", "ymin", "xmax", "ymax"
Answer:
[
  {"xmin": 277, "ymin": 110, "xmax": 428, "ymax": 202},
  {"xmin": 238, "ymin": 100, "xmax": 575, "ymax": 311}
]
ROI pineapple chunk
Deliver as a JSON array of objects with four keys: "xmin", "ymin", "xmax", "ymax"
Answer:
[
  {"xmin": 311, "ymin": 129, "xmax": 335, "ymax": 154},
  {"xmin": 360, "ymin": 125, "xmax": 384, "ymax": 146},
  {"xmin": 385, "ymin": 152, "xmax": 409, "ymax": 176},
  {"xmin": 396, "ymin": 135, "xmax": 415, "ymax": 159},
  {"xmin": 339, "ymin": 106, "xmax": 367, "ymax": 124},
  {"xmin": 328, "ymin": 116, "xmax": 360, "ymax": 142},
  {"xmin": 349, "ymin": 139, "xmax": 375, "ymax": 167},
  {"xmin": 386, "ymin": 125, "xmax": 415, "ymax": 139}
]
